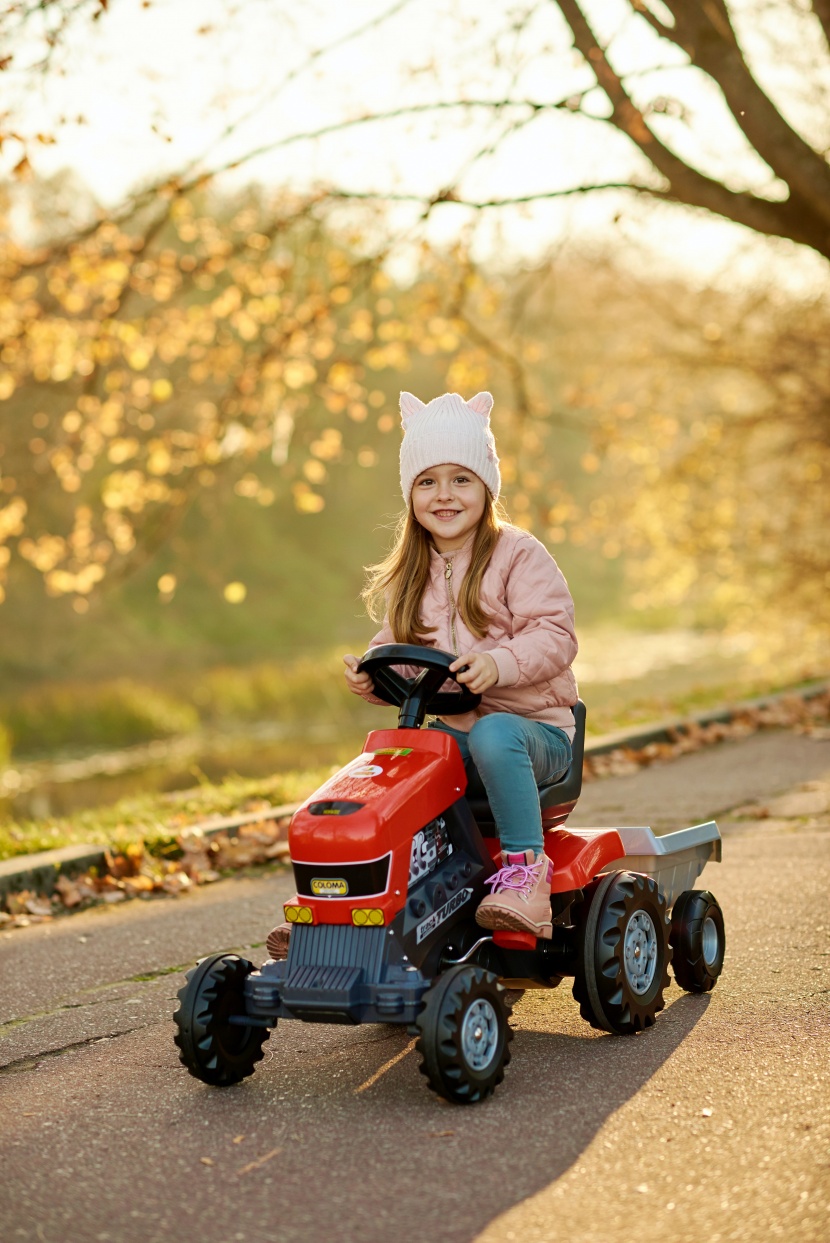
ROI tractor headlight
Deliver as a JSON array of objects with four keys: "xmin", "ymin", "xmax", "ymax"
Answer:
[
  {"xmin": 284, "ymin": 904, "xmax": 313, "ymax": 924},
  {"xmin": 351, "ymin": 908, "xmax": 385, "ymax": 926}
]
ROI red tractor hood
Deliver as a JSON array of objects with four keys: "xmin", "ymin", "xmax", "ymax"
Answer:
[{"xmin": 287, "ymin": 728, "xmax": 467, "ymax": 925}]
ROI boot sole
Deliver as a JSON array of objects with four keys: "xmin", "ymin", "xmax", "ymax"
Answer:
[{"xmin": 476, "ymin": 905, "xmax": 552, "ymax": 939}]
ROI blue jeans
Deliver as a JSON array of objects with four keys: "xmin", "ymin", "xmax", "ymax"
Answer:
[{"xmin": 427, "ymin": 713, "xmax": 572, "ymax": 856}]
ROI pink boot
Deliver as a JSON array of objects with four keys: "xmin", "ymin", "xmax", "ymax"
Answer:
[{"xmin": 475, "ymin": 850, "xmax": 554, "ymax": 939}]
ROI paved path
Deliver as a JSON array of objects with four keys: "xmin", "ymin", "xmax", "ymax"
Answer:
[{"xmin": 1, "ymin": 729, "xmax": 829, "ymax": 1243}]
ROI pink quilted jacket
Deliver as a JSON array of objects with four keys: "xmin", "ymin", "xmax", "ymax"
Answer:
[{"xmin": 361, "ymin": 525, "xmax": 578, "ymax": 737}]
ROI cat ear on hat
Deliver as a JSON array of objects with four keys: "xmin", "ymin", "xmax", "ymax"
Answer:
[
  {"xmin": 399, "ymin": 391, "xmax": 426, "ymax": 428},
  {"xmin": 466, "ymin": 391, "xmax": 494, "ymax": 419}
]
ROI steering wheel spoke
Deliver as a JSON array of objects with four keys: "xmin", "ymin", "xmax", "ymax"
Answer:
[
  {"xmin": 357, "ymin": 644, "xmax": 482, "ymax": 729},
  {"xmin": 371, "ymin": 665, "xmax": 410, "ymax": 704}
]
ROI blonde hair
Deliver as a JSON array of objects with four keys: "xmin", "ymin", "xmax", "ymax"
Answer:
[{"xmin": 362, "ymin": 493, "xmax": 511, "ymax": 645}]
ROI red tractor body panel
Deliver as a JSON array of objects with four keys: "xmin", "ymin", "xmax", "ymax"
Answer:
[
  {"xmin": 288, "ymin": 728, "xmax": 467, "ymax": 926},
  {"xmin": 482, "ymin": 827, "xmax": 625, "ymax": 893},
  {"xmin": 544, "ymin": 828, "xmax": 625, "ymax": 892}
]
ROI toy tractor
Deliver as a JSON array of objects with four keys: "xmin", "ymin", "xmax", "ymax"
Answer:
[{"xmin": 174, "ymin": 646, "xmax": 725, "ymax": 1103}]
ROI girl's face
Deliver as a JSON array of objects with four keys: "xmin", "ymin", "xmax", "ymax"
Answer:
[{"xmin": 411, "ymin": 463, "xmax": 487, "ymax": 553}]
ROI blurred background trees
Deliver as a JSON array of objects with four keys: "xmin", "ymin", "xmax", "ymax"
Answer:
[{"xmin": 0, "ymin": 0, "xmax": 826, "ymax": 730}]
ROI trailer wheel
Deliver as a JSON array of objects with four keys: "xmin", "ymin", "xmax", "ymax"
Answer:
[
  {"xmin": 174, "ymin": 953, "xmax": 270, "ymax": 1086},
  {"xmin": 670, "ymin": 890, "xmax": 725, "ymax": 992},
  {"xmin": 415, "ymin": 965, "xmax": 512, "ymax": 1104},
  {"xmin": 573, "ymin": 871, "xmax": 671, "ymax": 1035}
]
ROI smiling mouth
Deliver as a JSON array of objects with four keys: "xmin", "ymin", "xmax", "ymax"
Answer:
[{"xmin": 432, "ymin": 510, "xmax": 461, "ymax": 519}]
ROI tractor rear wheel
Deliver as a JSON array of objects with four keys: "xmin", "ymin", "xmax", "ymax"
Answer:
[
  {"xmin": 670, "ymin": 890, "xmax": 725, "ymax": 992},
  {"xmin": 174, "ymin": 953, "xmax": 270, "ymax": 1086},
  {"xmin": 415, "ymin": 965, "xmax": 512, "ymax": 1104},
  {"xmin": 573, "ymin": 871, "xmax": 671, "ymax": 1034}
]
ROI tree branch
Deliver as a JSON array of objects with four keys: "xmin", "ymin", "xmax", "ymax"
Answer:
[
  {"xmin": 657, "ymin": 0, "xmax": 830, "ymax": 226},
  {"xmin": 553, "ymin": 0, "xmax": 830, "ymax": 258},
  {"xmin": 187, "ymin": 0, "xmax": 417, "ymax": 187},
  {"xmin": 629, "ymin": 0, "xmax": 677, "ymax": 43},
  {"xmin": 323, "ymin": 181, "xmax": 665, "ymax": 208},
  {"xmin": 17, "ymin": 96, "xmax": 573, "ymax": 267},
  {"xmin": 813, "ymin": 0, "xmax": 830, "ymax": 51}
]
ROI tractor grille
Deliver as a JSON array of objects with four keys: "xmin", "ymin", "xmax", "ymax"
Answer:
[{"xmin": 286, "ymin": 924, "xmax": 386, "ymax": 977}]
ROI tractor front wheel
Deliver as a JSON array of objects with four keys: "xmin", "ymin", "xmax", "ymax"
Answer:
[
  {"xmin": 415, "ymin": 965, "xmax": 512, "ymax": 1104},
  {"xmin": 573, "ymin": 871, "xmax": 671, "ymax": 1034},
  {"xmin": 174, "ymin": 953, "xmax": 270, "ymax": 1086}
]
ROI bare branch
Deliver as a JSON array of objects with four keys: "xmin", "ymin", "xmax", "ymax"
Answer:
[
  {"xmin": 553, "ymin": 0, "xmax": 830, "ymax": 258},
  {"xmin": 323, "ymin": 181, "xmax": 664, "ymax": 208},
  {"xmin": 656, "ymin": 1, "xmax": 830, "ymax": 225},
  {"xmin": 190, "ymin": 0, "xmax": 417, "ymax": 183},
  {"xmin": 629, "ymin": 0, "xmax": 677, "ymax": 42},
  {"xmin": 813, "ymin": 0, "xmax": 830, "ymax": 50}
]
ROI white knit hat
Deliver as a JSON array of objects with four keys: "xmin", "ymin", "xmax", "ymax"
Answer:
[{"xmin": 399, "ymin": 390, "xmax": 500, "ymax": 502}]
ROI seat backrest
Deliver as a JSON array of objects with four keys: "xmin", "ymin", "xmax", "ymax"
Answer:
[{"xmin": 539, "ymin": 698, "xmax": 586, "ymax": 811}]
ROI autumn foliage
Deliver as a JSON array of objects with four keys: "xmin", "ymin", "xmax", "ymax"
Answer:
[{"xmin": 1, "ymin": 171, "xmax": 828, "ymax": 661}]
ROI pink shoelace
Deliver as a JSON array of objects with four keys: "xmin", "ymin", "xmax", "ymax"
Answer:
[{"xmin": 485, "ymin": 858, "xmax": 546, "ymax": 900}]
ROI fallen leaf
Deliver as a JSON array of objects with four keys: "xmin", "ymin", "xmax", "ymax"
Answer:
[
  {"xmin": 105, "ymin": 848, "xmax": 140, "ymax": 879},
  {"xmin": 237, "ymin": 1147, "xmax": 282, "ymax": 1176},
  {"xmin": 200, "ymin": 1157, "xmax": 214, "ymax": 1166},
  {"xmin": 122, "ymin": 874, "xmax": 156, "ymax": 895},
  {"xmin": 5, "ymin": 890, "xmax": 33, "ymax": 916},
  {"xmin": 55, "ymin": 875, "xmax": 83, "ymax": 908},
  {"xmin": 232, "ymin": 1135, "xmax": 245, "ymax": 1144},
  {"xmin": 24, "ymin": 896, "xmax": 53, "ymax": 917}
]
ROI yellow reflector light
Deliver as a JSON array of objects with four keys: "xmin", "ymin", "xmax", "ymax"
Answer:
[
  {"xmin": 351, "ymin": 908, "xmax": 385, "ymax": 927},
  {"xmin": 284, "ymin": 905, "xmax": 313, "ymax": 924}
]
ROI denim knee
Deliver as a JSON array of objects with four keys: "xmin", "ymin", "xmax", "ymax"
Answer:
[{"xmin": 467, "ymin": 713, "xmax": 525, "ymax": 767}]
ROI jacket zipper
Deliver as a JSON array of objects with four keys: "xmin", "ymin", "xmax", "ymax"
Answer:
[{"xmin": 444, "ymin": 559, "xmax": 459, "ymax": 656}]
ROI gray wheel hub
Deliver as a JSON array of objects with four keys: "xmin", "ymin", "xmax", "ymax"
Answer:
[
  {"xmin": 460, "ymin": 999, "xmax": 499, "ymax": 1071},
  {"xmin": 623, "ymin": 910, "xmax": 658, "ymax": 995},
  {"xmin": 702, "ymin": 915, "xmax": 719, "ymax": 966}
]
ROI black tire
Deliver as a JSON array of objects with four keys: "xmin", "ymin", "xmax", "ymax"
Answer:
[
  {"xmin": 573, "ymin": 871, "xmax": 672, "ymax": 1035},
  {"xmin": 670, "ymin": 890, "xmax": 725, "ymax": 992},
  {"xmin": 173, "ymin": 953, "xmax": 270, "ymax": 1086},
  {"xmin": 415, "ymin": 965, "xmax": 513, "ymax": 1104}
]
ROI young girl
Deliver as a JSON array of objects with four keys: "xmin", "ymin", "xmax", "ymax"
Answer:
[{"xmin": 343, "ymin": 389, "xmax": 579, "ymax": 940}]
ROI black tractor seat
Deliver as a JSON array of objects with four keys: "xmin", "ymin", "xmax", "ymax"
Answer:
[{"xmin": 466, "ymin": 699, "xmax": 586, "ymax": 834}]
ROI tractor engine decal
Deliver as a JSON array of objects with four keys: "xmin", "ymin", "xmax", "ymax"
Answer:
[
  {"xmin": 408, "ymin": 817, "xmax": 453, "ymax": 888},
  {"xmin": 415, "ymin": 887, "xmax": 474, "ymax": 943}
]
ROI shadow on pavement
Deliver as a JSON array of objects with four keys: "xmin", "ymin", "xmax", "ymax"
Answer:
[{"xmin": 150, "ymin": 989, "xmax": 711, "ymax": 1243}]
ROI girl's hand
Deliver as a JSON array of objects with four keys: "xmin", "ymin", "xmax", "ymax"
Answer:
[
  {"xmin": 449, "ymin": 651, "xmax": 499, "ymax": 694},
  {"xmin": 343, "ymin": 653, "xmax": 374, "ymax": 695}
]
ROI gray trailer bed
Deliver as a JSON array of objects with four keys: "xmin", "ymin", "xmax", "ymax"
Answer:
[{"xmin": 599, "ymin": 820, "xmax": 721, "ymax": 908}]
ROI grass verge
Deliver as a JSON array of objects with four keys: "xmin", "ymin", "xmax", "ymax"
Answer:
[
  {"xmin": 2, "ymin": 673, "xmax": 828, "ymax": 866},
  {"xmin": 0, "ymin": 764, "xmax": 336, "ymax": 864}
]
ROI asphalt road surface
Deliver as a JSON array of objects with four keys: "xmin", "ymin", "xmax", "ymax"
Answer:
[{"xmin": 2, "ymin": 728, "xmax": 829, "ymax": 1243}]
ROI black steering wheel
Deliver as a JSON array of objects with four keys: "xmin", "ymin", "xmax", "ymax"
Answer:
[{"xmin": 357, "ymin": 644, "xmax": 482, "ymax": 729}]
